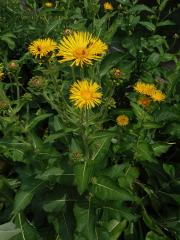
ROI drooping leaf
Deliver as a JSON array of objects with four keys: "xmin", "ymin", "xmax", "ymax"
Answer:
[
  {"xmin": 0, "ymin": 222, "xmax": 21, "ymax": 240},
  {"xmin": 73, "ymin": 203, "xmax": 95, "ymax": 240},
  {"xmin": 13, "ymin": 182, "xmax": 43, "ymax": 216},
  {"xmin": 92, "ymin": 176, "xmax": 134, "ymax": 201}
]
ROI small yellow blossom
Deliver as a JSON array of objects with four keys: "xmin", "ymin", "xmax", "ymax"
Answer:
[
  {"xmin": 104, "ymin": 2, "xmax": 113, "ymax": 11},
  {"xmin": 151, "ymin": 90, "xmax": 166, "ymax": 102},
  {"xmin": 116, "ymin": 115, "xmax": 129, "ymax": 126},
  {"xmin": 44, "ymin": 2, "xmax": 53, "ymax": 8},
  {"xmin": 69, "ymin": 80, "xmax": 102, "ymax": 109},
  {"xmin": 134, "ymin": 82, "xmax": 156, "ymax": 96},
  {"xmin": 28, "ymin": 38, "xmax": 57, "ymax": 58}
]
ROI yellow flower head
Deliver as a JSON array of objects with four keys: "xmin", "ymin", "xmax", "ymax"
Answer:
[
  {"xmin": 0, "ymin": 71, "xmax": 4, "ymax": 81},
  {"xmin": 44, "ymin": 2, "xmax": 53, "ymax": 7},
  {"xmin": 69, "ymin": 80, "xmax": 102, "ymax": 109},
  {"xmin": 134, "ymin": 82, "xmax": 156, "ymax": 96},
  {"xmin": 116, "ymin": 114, "xmax": 129, "ymax": 126},
  {"xmin": 138, "ymin": 96, "xmax": 151, "ymax": 108},
  {"xmin": 57, "ymin": 31, "xmax": 108, "ymax": 67},
  {"xmin": 104, "ymin": 2, "xmax": 113, "ymax": 11},
  {"xmin": 28, "ymin": 38, "xmax": 57, "ymax": 58},
  {"xmin": 150, "ymin": 89, "xmax": 166, "ymax": 102}
]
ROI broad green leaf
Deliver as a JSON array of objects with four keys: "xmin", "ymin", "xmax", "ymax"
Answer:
[
  {"xmin": 36, "ymin": 167, "xmax": 64, "ymax": 181},
  {"xmin": 152, "ymin": 143, "xmax": 171, "ymax": 157},
  {"xmin": 43, "ymin": 195, "xmax": 66, "ymax": 213},
  {"xmin": 143, "ymin": 122, "xmax": 161, "ymax": 129},
  {"xmin": 101, "ymin": 206, "xmax": 138, "ymax": 221},
  {"xmin": 129, "ymin": 4, "xmax": 154, "ymax": 13},
  {"xmin": 0, "ymin": 222, "xmax": 20, "ymax": 240},
  {"xmin": 131, "ymin": 102, "xmax": 153, "ymax": 121},
  {"xmin": 108, "ymin": 219, "xmax": 127, "ymax": 240},
  {"xmin": 118, "ymin": 166, "xmax": 139, "ymax": 190},
  {"xmin": 157, "ymin": 20, "xmax": 175, "ymax": 27},
  {"xmin": 103, "ymin": 163, "xmax": 129, "ymax": 179},
  {"xmin": 163, "ymin": 164, "xmax": 175, "ymax": 178},
  {"xmin": 159, "ymin": 0, "xmax": 170, "ymax": 11},
  {"xmin": 74, "ymin": 203, "xmax": 95, "ymax": 240},
  {"xmin": 139, "ymin": 21, "xmax": 156, "ymax": 31},
  {"xmin": 13, "ymin": 183, "xmax": 43, "ymax": 215},
  {"xmin": 145, "ymin": 231, "xmax": 168, "ymax": 240},
  {"xmin": 135, "ymin": 142, "xmax": 156, "ymax": 163},
  {"xmin": 13, "ymin": 213, "xmax": 40, "ymax": 240},
  {"xmin": 90, "ymin": 136, "xmax": 111, "ymax": 165},
  {"xmin": 92, "ymin": 176, "xmax": 134, "ymax": 201},
  {"xmin": 74, "ymin": 162, "xmax": 93, "ymax": 194}
]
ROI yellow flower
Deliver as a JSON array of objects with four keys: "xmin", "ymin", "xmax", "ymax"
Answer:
[
  {"xmin": 134, "ymin": 82, "xmax": 156, "ymax": 96},
  {"xmin": 69, "ymin": 80, "xmax": 102, "ymax": 109},
  {"xmin": 44, "ymin": 2, "xmax": 53, "ymax": 8},
  {"xmin": 116, "ymin": 115, "xmax": 129, "ymax": 126},
  {"xmin": 0, "ymin": 71, "xmax": 4, "ymax": 81},
  {"xmin": 138, "ymin": 96, "xmax": 151, "ymax": 108},
  {"xmin": 150, "ymin": 89, "xmax": 166, "ymax": 102},
  {"xmin": 28, "ymin": 38, "xmax": 57, "ymax": 58},
  {"xmin": 104, "ymin": 2, "xmax": 113, "ymax": 11},
  {"xmin": 57, "ymin": 31, "xmax": 108, "ymax": 67}
]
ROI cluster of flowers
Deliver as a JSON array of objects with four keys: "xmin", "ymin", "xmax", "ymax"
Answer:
[
  {"xmin": 134, "ymin": 81, "xmax": 166, "ymax": 108},
  {"xmin": 28, "ymin": 30, "xmax": 166, "ymax": 128},
  {"xmin": 28, "ymin": 31, "xmax": 107, "ymax": 110}
]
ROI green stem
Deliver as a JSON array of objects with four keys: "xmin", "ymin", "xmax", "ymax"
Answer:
[{"xmin": 80, "ymin": 109, "xmax": 90, "ymax": 160}]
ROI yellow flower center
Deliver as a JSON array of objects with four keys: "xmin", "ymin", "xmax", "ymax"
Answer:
[
  {"xmin": 81, "ymin": 90, "xmax": 92, "ymax": 100},
  {"xmin": 73, "ymin": 48, "xmax": 88, "ymax": 59}
]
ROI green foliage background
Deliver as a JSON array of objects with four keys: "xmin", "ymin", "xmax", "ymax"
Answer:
[{"xmin": 0, "ymin": 0, "xmax": 180, "ymax": 239}]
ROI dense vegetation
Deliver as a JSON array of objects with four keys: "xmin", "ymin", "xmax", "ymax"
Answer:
[{"xmin": 0, "ymin": 0, "xmax": 180, "ymax": 239}]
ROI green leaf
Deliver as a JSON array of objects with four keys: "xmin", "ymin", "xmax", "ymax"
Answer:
[
  {"xmin": 118, "ymin": 166, "xmax": 139, "ymax": 190},
  {"xmin": 92, "ymin": 176, "xmax": 134, "ymax": 201},
  {"xmin": 135, "ymin": 142, "xmax": 156, "ymax": 163},
  {"xmin": 25, "ymin": 113, "xmax": 52, "ymax": 130},
  {"xmin": 90, "ymin": 135, "xmax": 111, "ymax": 165},
  {"xmin": 146, "ymin": 53, "xmax": 160, "ymax": 66},
  {"xmin": 145, "ymin": 231, "xmax": 168, "ymax": 240},
  {"xmin": 74, "ymin": 203, "xmax": 95, "ymax": 240},
  {"xmin": 143, "ymin": 208, "xmax": 164, "ymax": 235},
  {"xmin": 0, "ymin": 222, "xmax": 21, "ymax": 240},
  {"xmin": 163, "ymin": 164, "xmax": 175, "ymax": 178},
  {"xmin": 143, "ymin": 122, "xmax": 161, "ymax": 129},
  {"xmin": 131, "ymin": 103, "xmax": 153, "ymax": 121},
  {"xmin": 166, "ymin": 123, "xmax": 180, "ymax": 138},
  {"xmin": 101, "ymin": 206, "xmax": 138, "ymax": 221},
  {"xmin": 13, "ymin": 182, "xmax": 43, "ymax": 215},
  {"xmin": 129, "ymin": 4, "xmax": 154, "ymax": 13},
  {"xmin": 13, "ymin": 213, "xmax": 40, "ymax": 240},
  {"xmin": 152, "ymin": 143, "xmax": 171, "ymax": 157},
  {"xmin": 139, "ymin": 21, "xmax": 156, "ymax": 31},
  {"xmin": 159, "ymin": 0, "xmax": 170, "ymax": 11},
  {"xmin": 157, "ymin": 20, "xmax": 175, "ymax": 27},
  {"xmin": 43, "ymin": 195, "xmax": 66, "ymax": 213},
  {"xmin": 36, "ymin": 167, "xmax": 64, "ymax": 181},
  {"xmin": 108, "ymin": 219, "xmax": 127, "ymax": 239},
  {"xmin": 74, "ymin": 162, "xmax": 93, "ymax": 194}
]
